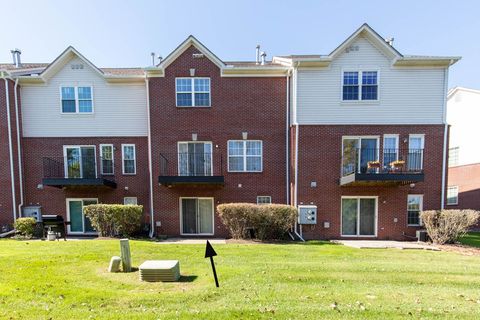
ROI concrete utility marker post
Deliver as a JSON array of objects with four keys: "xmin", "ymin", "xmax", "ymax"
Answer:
[
  {"xmin": 120, "ymin": 239, "xmax": 132, "ymax": 272},
  {"xmin": 204, "ymin": 240, "xmax": 219, "ymax": 287}
]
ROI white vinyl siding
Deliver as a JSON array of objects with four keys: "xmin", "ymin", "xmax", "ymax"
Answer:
[
  {"xmin": 21, "ymin": 56, "xmax": 147, "ymax": 137},
  {"xmin": 295, "ymin": 36, "xmax": 446, "ymax": 125}
]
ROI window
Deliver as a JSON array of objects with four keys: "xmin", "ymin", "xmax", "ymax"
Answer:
[
  {"xmin": 342, "ymin": 137, "xmax": 379, "ymax": 176},
  {"xmin": 100, "ymin": 144, "xmax": 114, "ymax": 175},
  {"xmin": 449, "ymin": 147, "xmax": 459, "ymax": 167},
  {"xmin": 228, "ymin": 140, "xmax": 262, "ymax": 172},
  {"xmin": 342, "ymin": 71, "xmax": 378, "ymax": 101},
  {"xmin": 407, "ymin": 195, "xmax": 423, "ymax": 226},
  {"xmin": 63, "ymin": 146, "xmax": 96, "ymax": 179},
  {"xmin": 383, "ymin": 135, "xmax": 399, "ymax": 169},
  {"xmin": 122, "ymin": 144, "xmax": 136, "ymax": 175},
  {"xmin": 341, "ymin": 197, "xmax": 377, "ymax": 236},
  {"xmin": 408, "ymin": 135, "xmax": 424, "ymax": 170},
  {"xmin": 447, "ymin": 186, "xmax": 459, "ymax": 205},
  {"xmin": 176, "ymin": 78, "xmax": 210, "ymax": 107},
  {"xmin": 61, "ymin": 86, "xmax": 93, "ymax": 113},
  {"xmin": 178, "ymin": 142, "xmax": 212, "ymax": 176},
  {"xmin": 257, "ymin": 196, "xmax": 272, "ymax": 205},
  {"xmin": 124, "ymin": 197, "xmax": 138, "ymax": 205}
]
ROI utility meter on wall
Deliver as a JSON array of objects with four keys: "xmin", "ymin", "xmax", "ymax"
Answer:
[{"xmin": 298, "ymin": 205, "xmax": 317, "ymax": 225}]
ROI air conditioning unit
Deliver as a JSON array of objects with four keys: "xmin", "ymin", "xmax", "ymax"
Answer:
[
  {"xmin": 298, "ymin": 205, "xmax": 317, "ymax": 225},
  {"xmin": 416, "ymin": 230, "xmax": 428, "ymax": 242},
  {"xmin": 22, "ymin": 206, "xmax": 42, "ymax": 222}
]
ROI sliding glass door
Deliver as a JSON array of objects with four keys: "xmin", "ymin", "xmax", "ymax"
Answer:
[
  {"xmin": 341, "ymin": 197, "xmax": 377, "ymax": 236},
  {"xmin": 181, "ymin": 198, "xmax": 214, "ymax": 235},
  {"xmin": 342, "ymin": 137, "xmax": 379, "ymax": 175},
  {"xmin": 68, "ymin": 199, "xmax": 98, "ymax": 234},
  {"xmin": 178, "ymin": 142, "xmax": 212, "ymax": 176}
]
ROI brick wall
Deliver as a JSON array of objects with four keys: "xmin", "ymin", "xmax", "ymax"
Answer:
[
  {"xmin": 295, "ymin": 124, "xmax": 446, "ymax": 240},
  {"xmin": 22, "ymin": 137, "xmax": 150, "ymax": 223},
  {"xmin": 149, "ymin": 45, "xmax": 287, "ymax": 237},
  {"xmin": 448, "ymin": 163, "xmax": 480, "ymax": 211}
]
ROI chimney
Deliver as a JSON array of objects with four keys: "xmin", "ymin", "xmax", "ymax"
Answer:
[
  {"xmin": 10, "ymin": 48, "xmax": 22, "ymax": 68},
  {"xmin": 260, "ymin": 51, "xmax": 267, "ymax": 65},
  {"xmin": 255, "ymin": 45, "xmax": 260, "ymax": 65}
]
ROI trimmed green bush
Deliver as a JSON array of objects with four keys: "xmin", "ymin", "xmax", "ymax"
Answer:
[
  {"xmin": 14, "ymin": 217, "xmax": 37, "ymax": 238},
  {"xmin": 420, "ymin": 209, "xmax": 480, "ymax": 244},
  {"xmin": 217, "ymin": 203, "xmax": 297, "ymax": 240},
  {"xmin": 84, "ymin": 204, "xmax": 143, "ymax": 237}
]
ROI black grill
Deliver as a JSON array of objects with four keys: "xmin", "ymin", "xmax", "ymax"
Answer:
[{"xmin": 41, "ymin": 215, "xmax": 67, "ymax": 240}]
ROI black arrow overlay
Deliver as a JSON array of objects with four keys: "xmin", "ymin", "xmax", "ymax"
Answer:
[{"xmin": 205, "ymin": 240, "xmax": 219, "ymax": 287}]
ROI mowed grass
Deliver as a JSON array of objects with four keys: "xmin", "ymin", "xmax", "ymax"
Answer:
[
  {"xmin": 459, "ymin": 232, "xmax": 480, "ymax": 248},
  {"xmin": 0, "ymin": 240, "xmax": 479, "ymax": 319}
]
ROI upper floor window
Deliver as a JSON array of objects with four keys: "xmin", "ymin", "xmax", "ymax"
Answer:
[
  {"xmin": 228, "ymin": 140, "xmax": 262, "ymax": 172},
  {"xmin": 122, "ymin": 144, "xmax": 136, "ymax": 175},
  {"xmin": 342, "ymin": 71, "xmax": 378, "ymax": 101},
  {"xmin": 61, "ymin": 86, "xmax": 93, "ymax": 113},
  {"xmin": 448, "ymin": 147, "xmax": 459, "ymax": 167},
  {"xmin": 176, "ymin": 78, "xmax": 210, "ymax": 107}
]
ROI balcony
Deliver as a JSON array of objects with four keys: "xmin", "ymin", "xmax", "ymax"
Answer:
[
  {"xmin": 158, "ymin": 152, "xmax": 224, "ymax": 187},
  {"xmin": 340, "ymin": 148, "xmax": 424, "ymax": 186},
  {"xmin": 42, "ymin": 156, "xmax": 117, "ymax": 189}
]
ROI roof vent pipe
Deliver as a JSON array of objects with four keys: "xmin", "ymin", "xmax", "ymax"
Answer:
[
  {"xmin": 385, "ymin": 37, "xmax": 394, "ymax": 46},
  {"xmin": 260, "ymin": 51, "xmax": 267, "ymax": 65},
  {"xmin": 255, "ymin": 45, "xmax": 260, "ymax": 65},
  {"xmin": 150, "ymin": 52, "xmax": 156, "ymax": 66},
  {"xmin": 10, "ymin": 49, "xmax": 21, "ymax": 68}
]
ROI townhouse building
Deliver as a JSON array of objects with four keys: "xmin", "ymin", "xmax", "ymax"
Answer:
[
  {"xmin": 0, "ymin": 24, "xmax": 459, "ymax": 240},
  {"xmin": 446, "ymin": 87, "xmax": 480, "ymax": 211}
]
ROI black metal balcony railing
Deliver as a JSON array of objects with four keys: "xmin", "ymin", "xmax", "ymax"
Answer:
[
  {"xmin": 42, "ymin": 156, "xmax": 116, "ymax": 188},
  {"xmin": 342, "ymin": 148, "xmax": 424, "ymax": 177},
  {"xmin": 159, "ymin": 152, "xmax": 224, "ymax": 186}
]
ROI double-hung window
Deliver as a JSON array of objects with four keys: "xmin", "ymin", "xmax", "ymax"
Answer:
[
  {"xmin": 100, "ymin": 144, "xmax": 114, "ymax": 175},
  {"xmin": 122, "ymin": 144, "xmax": 136, "ymax": 175},
  {"xmin": 228, "ymin": 140, "xmax": 262, "ymax": 172},
  {"xmin": 342, "ymin": 71, "xmax": 378, "ymax": 101},
  {"xmin": 447, "ymin": 186, "xmax": 459, "ymax": 205},
  {"xmin": 257, "ymin": 196, "xmax": 272, "ymax": 205},
  {"xmin": 176, "ymin": 78, "xmax": 210, "ymax": 107},
  {"xmin": 61, "ymin": 86, "xmax": 93, "ymax": 113},
  {"xmin": 383, "ymin": 135, "xmax": 399, "ymax": 169},
  {"xmin": 408, "ymin": 134, "xmax": 424, "ymax": 171},
  {"xmin": 407, "ymin": 195, "xmax": 423, "ymax": 226}
]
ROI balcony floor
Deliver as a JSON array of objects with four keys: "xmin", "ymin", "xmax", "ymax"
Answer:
[
  {"xmin": 42, "ymin": 178, "xmax": 117, "ymax": 189},
  {"xmin": 158, "ymin": 176, "xmax": 225, "ymax": 188},
  {"xmin": 340, "ymin": 172, "xmax": 424, "ymax": 186}
]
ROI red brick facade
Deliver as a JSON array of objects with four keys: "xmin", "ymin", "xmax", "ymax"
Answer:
[
  {"xmin": 448, "ymin": 163, "xmax": 480, "ymax": 211},
  {"xmin": 149, "ymin": 45, "xmax": 287, "ymax": 237},
  {"xmin": 21, "ymin": 137, "xmax": 150, "ymax": 223},
  {"xmin": 293, "ymin": 125, "xmax": 446, "ymax": 240}
]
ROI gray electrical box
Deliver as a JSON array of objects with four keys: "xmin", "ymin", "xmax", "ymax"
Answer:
[
  {"xmin": 22, "ymin": 206, "xmax": 42, "ymax": 222},
  {"xmin": 298, "ymin": 205, "xmax": 317, "ymax": 225}
]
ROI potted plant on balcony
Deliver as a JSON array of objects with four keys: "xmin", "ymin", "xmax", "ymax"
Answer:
[
  {"xmin": 390, "ymin": 160, "xmax": 405, "ymax": 171},
  {"xmin": 367, "ymin": 160, "xmax": 381, "ymax": 169}
]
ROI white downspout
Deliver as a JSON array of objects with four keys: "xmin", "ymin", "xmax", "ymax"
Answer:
[
  {"xmin": 14, "ymin": 78, "xmax": 24, "ymax": 218},
  {"xmin": 3, "ymin": 75, "xmax": 17, "ymax": 223},
  {"xmin": 145, "ymin": 74, "xmax": 155, "ymax": 237},
  {"xmin": 286, "ymin": 72, "xmax": 290, "ymax": 205},
  {"xmin": 440, "ymin": 67, "xmax": 449, "ymax": 210}
]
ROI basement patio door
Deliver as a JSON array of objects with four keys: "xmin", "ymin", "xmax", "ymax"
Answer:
[
  {"xmin": 67, "ymin": 199, "xmax": 98, "ymax": 234},
  {"xmin": 341, "ymin": 197, "xmax": 377, "ymax": 237},
  {"xmin": 181, "ymin": 198, "xmax": 214, "ymax": 235}
]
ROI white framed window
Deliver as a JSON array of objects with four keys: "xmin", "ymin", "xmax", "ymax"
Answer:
[
  {"xmin": 383, "ymin": 134, "xmax": 399, "ymax": 168},
  {"xmin": 448, "ymin": 147, "xmax": 459, "ymax": 167},
  {"xmin": 60, "ymin": 86, "xmax": 93, "ymax": 113},
  {"xmin": 177, "ymin": 142, "xmax": 213, "ymax": 176},
  {"xmin": 123, "ymin": 197, "xmax": 138, "ymax": 205},
  {"xmin": 63, "ymin": 145, "xmax": 96, "ymax": 179},
  {"xmin": 407, "ymin": 195, "xmax": 423, "ymax": 226},
  {"xmin": 228, "ymin": 140, "xmax": 263, "ymax": 172},
  {"xmin": 447, "ymin": 186, "xmax": 459, "ymax": 205},
  {"xmin": 342, "ymin": 71, "xmax": 378, "ymax": 101},
  {"xmin": 175, "ymin": 78, "xmax": 211, "ymax": 107},
  {"xmin": 342, "ymin": 136, "xmax": 379, "ymax": 176},
  {"xmin": 122, "ymin": 144, "xmax": 136, "ymax": 175},
  {"xmin": 408, "ymin": 134, "xmax": 424, "ymax": 170},
  {"xmin": 100, "ymin": 144, "xmax": 114, "ymax": 175},
  {"xmin": 257, "ymin": 196, "xmax": 272, "ymax": 205}
]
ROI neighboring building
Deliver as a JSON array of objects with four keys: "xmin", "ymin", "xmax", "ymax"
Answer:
[
  {"xmin": 274, "ymin": 24, "xmax": 459, "ymax": 240},
  {"xmin": 446, "ymin": 87, "xmax": 480, "ymax": 211},
  {"xmin": 0, "ymin": 24, "xmax": 460, "ymax": 239}
]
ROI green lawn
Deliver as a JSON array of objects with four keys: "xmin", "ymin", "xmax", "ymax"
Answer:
[
  {"xmin": 1, "ymin": 240, "xmax": 479, "ymax": 319},
  {"xmin": 459, "ymin": 232, "xmax": 480, "ymax": 248}
]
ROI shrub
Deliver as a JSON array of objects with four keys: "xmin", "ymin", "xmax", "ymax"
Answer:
[
  {"xmin": 420, "ymin": 209, "xmax": 480, "ymax": 244},
  {"xmin": 217, "ymin": 203, "xmax": 297, "ymax": 240},
  {"xmin": 14, "ymin": 217, "xmax": 37, "ymax": 238},
  {"xmin": 84, "ymin": 204, "xmax": 143, "ymax": 237}
]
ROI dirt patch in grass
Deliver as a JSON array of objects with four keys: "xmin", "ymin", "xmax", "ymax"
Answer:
[{"xmin": 437, "ymin": 244, "xmax": 480, "ymax": 256}]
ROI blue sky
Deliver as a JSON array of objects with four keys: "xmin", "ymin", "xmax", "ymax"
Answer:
[{"xmin": 1, "ymin": 0, "xmax": 478, "ymax": 89}]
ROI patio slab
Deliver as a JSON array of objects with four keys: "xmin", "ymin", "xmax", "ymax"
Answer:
[
  {"xmin": 332, "ymin": 240, "xmax": 440, "ymax": 251},
  {"xmin": 156, "ymin": 238, "xmax": 226, "ymax": 244}
]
